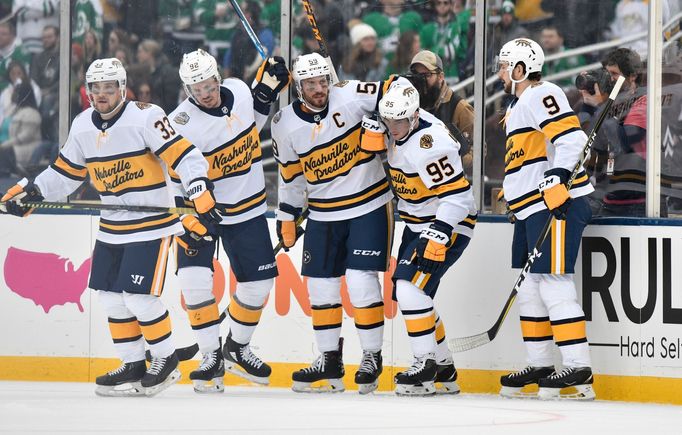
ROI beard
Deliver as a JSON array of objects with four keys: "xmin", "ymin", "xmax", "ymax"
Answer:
[{"xmin": 420, "ymin": 82, "xmax": 442, "ymax": 110}]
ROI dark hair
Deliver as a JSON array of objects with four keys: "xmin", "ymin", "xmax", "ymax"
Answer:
[
  {"xmin": 542, "ymin": 24, "xmax": 563, "ymax": 39},
  {"xmin": 244, "ymin": 1, "xmax": 261, "ymax": 29},
  {"xmin": 5, "ymin": 60, "xmax": 28, "ymax": 82},
  {"xmin": 12, "ymin": 83, "xmax": 37, "ymax": 109},
  {"xmin": 515, "ymin": 61, "xmax": 542, "ymax": 81},
  {"xmin": 602, "ymin": 47, "xmax": 642, "ymax": 84},
  {"xmin": 43, "ymin": 25, "xmax": 59, "ymax": 38}
]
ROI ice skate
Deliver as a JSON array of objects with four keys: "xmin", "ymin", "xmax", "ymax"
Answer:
[
  {"xmin": 499, "ymin": 365, "xmax": 555, "ymax": 398},
  {"xmin": 435, "ymin": 358, "xmax": 460, "ymax": 394},
  {"xmin": 190, "ymin": 347, "xmax": 225, "ymax": 393},
  {"xmin": 223, "ymin": 335, "xmax": 271, "ymax": 385},
  {"xmin": 538, "ymin": 367, "xmax": 595, "ymax": 400},
  {"xmin": 95, "ymin": 360, "xmax": 146, "ymax": 397},
  {"xmin": 394, "ymin": 354, "xmax": 437, "ymax": 396},
  {"xmin": 292, "ymin": 338, "xmax": 345, "ymax": 393},
  {"xmin": 142, "ymin": 352, "xmax": 181, "ymax": 397},
  {"xmin": 355, "ymin": 350, "xmax": 382, "ymax": 394}
]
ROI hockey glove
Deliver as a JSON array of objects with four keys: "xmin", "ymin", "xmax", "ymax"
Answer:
[
  {"xmin": 253, "ymin": 56, "xmax": 291, "ymax": 108},
  {"xmin": 359, "ymin": 113, "xmax": 387, "ymax": 153},
  {"xmin": 415, "ymin": 220, "xmax": 453, "ymax": 275},
  {"xmin": 538, "ymin": 168, "xmax": 572, "ymax": 220},
  {"xmin": 178, "ymin": 215, "xmax": 213, "ymax": 250},
  {"xmin": 187, "ymin": 178, "xmax": 222, "ymax": 225},
  {"xmin": 0, "ymin": 178, "xmax": 44, "ymax": 217},
  {"xmin": 496, "ymin": 189, "xmax": 516, "ymax": 224},
  {"xmin": 276, "ymin": 203, "xmax": 303, "ymax": 251}
]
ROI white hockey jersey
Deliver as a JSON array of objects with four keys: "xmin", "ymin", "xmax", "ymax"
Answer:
[
  {"xmin": 168, "ymin": 79, "xmax": 268, "ymax": 224},
  {"xmin": 34, "ymin": 101, "xmax": 209, "ymax": 244},
  {"xmin": 271, "ymin": 78, "xmax": 405, "ymax": 221},
  {"xmin": 387, "ymin": 110, "xmax": 477, "ymax": 238},
  {"xmin": 503, "ymin": 81, "xmax": 594, "ymax": 220}
]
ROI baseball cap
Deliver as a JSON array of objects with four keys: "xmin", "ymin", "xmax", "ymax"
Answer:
[
  {"xmin": 410, "ymin": 50, "xmax": 444, "ymax": 72},
  {"xmin": 501, "ymin": 1, "xmax": 515, "ymax": 14}
]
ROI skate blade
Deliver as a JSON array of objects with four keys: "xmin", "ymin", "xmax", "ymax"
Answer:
[
  {"xmin": 95, "ymin": 382, "xmax": 144, "ymax": 397},
  {"xmin": 292, "ymin": 379, "xmax": 345, "ymax": 393},
  {"xmin": 357, "ymin": 380, "xmax": 379, "ymax": 395},
  {"xmin": 435, "ymin": 381, "xmax": 460, "ymax": 395},
  {"xmin": 395, "ymin": 381, "xmax": 436, "ymax": 397},
  {"xmin": 538, "ymin": 384, "xmax": 595, "ymax": 401},
  {"xmin": 193, "ymin": 377, "xmax": 225, "ymax": 394},
  {"xmin": 144, "ymin": 369, "xmax": 181, "ymax": 397},
  {"xmin": 499, "ymin": 385, "xmax": 540, "ymax": 399},
  {"xmin": 225, "ymin": 362, "xmax": 269, "ymax": 385}
]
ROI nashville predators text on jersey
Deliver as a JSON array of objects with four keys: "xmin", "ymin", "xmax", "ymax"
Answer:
[
  {"xmin": 271, "ymin": 78, "xmax": 408, "ymax": 222},
  {"xmin": 34, "ymin": 101, "xmax": 209, "ymax": 244},
  {"xmin": 387, "ymin": 110, "xmax": 477, "ymax": 238},
  {"xmin": 503, "ymin": 81, "xmax": 594, "ymax": 220},
  {"xmin": 168, "ymin": 79, "xmax": 269, "ymax": 224}
]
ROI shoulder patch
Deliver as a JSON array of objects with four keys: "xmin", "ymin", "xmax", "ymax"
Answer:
[
  {"xmin": 273, "ymin": 110, "xmax": 282, "ymax": 124},
  {"xmin": 420, "ymin": 134, "xmax": 433, "ymax": 149},
  {"xmin": 135, "ymin": 102, "xmax": 152, "ymax": 110},
  {"xmin": 334, "ymin": 80, "xmax": 349, "ymax": 88},
  {"xmin": 174, "ymin": 112, "xmax": 190, "ymax": 125}
]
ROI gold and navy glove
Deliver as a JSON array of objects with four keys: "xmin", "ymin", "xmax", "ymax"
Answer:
[
  {"xmin": 359, "ymin": 113, "xmax": 387, "ymax": 153},
  {"xmin": 276, "ymin": 203, "xmax": 303, "ymax": 251},
  {"xmin": 187, "ymin": 178, "xmax": 222, "ymax": 225},
  {"xmin": 178, "ymin": 215, "xmax": 213, "ymax": 250},
  {"xmin": 0, "ymin": 178, "xmax": 44, "ymax": 217},
  {"xmin": 415, "ymin": 220, "xmax": 453, "ymax": 275},
  {"xmin": 253, "ymin": 56, "xmax": 291, "ymax": 112},
  {"xmin": 538, "ymin": 168, "xmax": 572, "ymax": 220}
]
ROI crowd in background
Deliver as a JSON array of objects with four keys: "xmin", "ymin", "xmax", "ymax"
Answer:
[{"xmin": 0, "ymin": 0, "xmax": 679, "ymax": 215}]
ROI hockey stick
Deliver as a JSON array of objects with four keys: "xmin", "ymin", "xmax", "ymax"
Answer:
[
  {"xmin": 227, "ymin": 0, "xmax": 267, "ymax": 59},
  {"xmin": 151, "ymin": 207, "xmax": 310, "ymax": 362},
  {"xmin": 301, "ymin": 0, "xmax": 339, "ymax": 83},
  {"xmin": 448, "ymin": 76, "xmax": 625, "ymax": 353},
  {"xmin": 18, "ymin": 200, "xmax": 196, "ymax": 215}
]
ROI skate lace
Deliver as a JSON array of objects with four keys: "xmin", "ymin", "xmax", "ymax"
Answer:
[
  {"xmin": 508, "ymin": 366, "xmax": 534, "ymax": 378},
  {"xmin": 547, "ymin": 367, "xmax": 575, "ymax": 380},
  {"xmin": 405, "ymin": 356, "xmax": 427, "ymax": 376},
  {"xmin": 240, "ymin": 346, "xmax": 264, "ymax": 369},
  {"xmin": 301, "ymin": 354, "xmax": 324, "ymax": 374},
  {"xmin": 358, "ymin": 351, "xmax": 378, "ymax": 374},
  {"xmin": 147, "ymin": 357, "xmax": 166, "ymax": 376},
  {"xmin": 108, "ymin": 364, "xmax": 127, "ymax": 376},
  {"xmin": 198, "ymin": 351, "xmax": 218, "ymax": 370}
]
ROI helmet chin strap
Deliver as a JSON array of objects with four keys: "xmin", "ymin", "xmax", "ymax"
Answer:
[
  {"xmin": 92, "ymin": 96, "xmax": 126, "ymax": 118},
  {"xmin": 507, "ymin": 64, "xmax": 529, "ymax": 95}
]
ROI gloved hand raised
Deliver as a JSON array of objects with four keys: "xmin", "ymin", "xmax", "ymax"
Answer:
[
  {"xmin": 359, "ymin": 113, "xmax": 387, "ymax": 153},
  {"xmin": 253, "ymin": 56, "xmax": 291, "ymax": 106}
]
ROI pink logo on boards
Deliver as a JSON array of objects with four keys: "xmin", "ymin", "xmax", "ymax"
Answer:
[{"xmin": 3, "ymin": 247, "xmax": 91, "ymax": 313}]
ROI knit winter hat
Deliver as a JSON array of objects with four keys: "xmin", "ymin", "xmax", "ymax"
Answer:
[{"xmin": 350, "ymin": 23, "xmax": 378, "ymax": 46}]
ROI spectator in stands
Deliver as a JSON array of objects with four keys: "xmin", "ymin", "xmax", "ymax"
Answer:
[
  {"xmin": 1, "ymin": 82, "xmax": 42, "ymax": 176},
  {"xmin": 608, "ymin": 0, "xmax": 648, "ymax": 57},
  {"xmin": 31, "ymin": 25, "xmax": 60, "ymax": 147},
  {"xmin": 129, "ymin": 39, "xmax": 182, "ymax": 113},
  {"xmin": 12, "ymin": 0, "xmax": 59, "ymax": 55},
  {"xmin": 72, "ymin": 0, "xmax": 104, "ymax": 47},
  {"xmin": 0, "ymin": 61, "xmax": 41, "ymax": 131},
  {"xmin": 83, "ymin": 29, "xmax": 102, "ymax": 67},
  {"xmin": 195, "ymin": 0, "xmax": 238, "ymax": 58},
  {"xmin": 340, "ymin": 23, "xmax": 387, "ymax": 82},
  {"xmin": 540, "ymin": 0, "xmax": 614, "ymax": 49},
  {"xmin": 488, "ymin": 1, "xmax": 528, "ymax": 71},
  {"xmin": 419, "ymin": 0, "xmax": 468, "ymax": 83},
  {"xmin": 363, "ymin": 0, "xmax": 423, "ymax": 63},
  {"xmin": 540, "ymin": 25, "xmax": 586, "ymax": 89},
  {"xmin": 105, "ymin": 29, "xmax": 130, "ymax": 59},
  {"xmin": 134, "ymin": 81, "xmax": 153, "ymax": 104},
  {"xmin": 385, "ymin": 30, "xmax": 420, "ymax": 76},
  {"xmin": 408, "ymin": 50, "xmax": 478, "ymax": 175},
  {"xmin": 0, "ymin": 22, "xmax": 32, "ymax": 94},
  {"xmin": 223, "ymin": 1, "xmax": 274, "ymax": 82}
]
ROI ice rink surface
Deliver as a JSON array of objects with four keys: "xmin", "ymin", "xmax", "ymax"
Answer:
[{"xmin": 1, "ymin": 382, "xmax": 680, "ymax": 434}]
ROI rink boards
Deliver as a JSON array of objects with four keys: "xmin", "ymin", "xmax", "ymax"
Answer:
[{"xmin": 0, "ymin": 213, "xmax": 680, "ymax": 404}]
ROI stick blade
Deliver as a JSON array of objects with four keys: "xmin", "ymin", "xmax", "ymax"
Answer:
[{"xmin": 448, "ymin": 331, "xmax": 492, "ymax": 353}]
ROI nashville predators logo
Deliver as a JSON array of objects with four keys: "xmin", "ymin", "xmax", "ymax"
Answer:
[
  {"xmin": 334, "ymin": 80, "xmax": 349, "ymax": 87},
  {"xmin": 420, "ymin": 134, "xmax": 433, "ymax": 149},
  {"xmin": 515, "ymin": 39, "xmax": 532, "ymax": 47},
  {"xmin": 135, "ymin": 102, "xmax": 151, "ymax": 110},
  {"xmin": 403, "ymin": 87, "xmax": 416, "ymax": 97}
]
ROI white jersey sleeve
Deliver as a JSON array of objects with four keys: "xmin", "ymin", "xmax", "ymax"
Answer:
[
  {"xmin": 271, "ymin": 111, "xmax": 306, "ymax": 210},
  {"xmin": 143, "ymin": 104, "xmax": 208, "ymax": 192}
]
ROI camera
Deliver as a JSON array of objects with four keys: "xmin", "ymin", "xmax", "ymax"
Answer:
[{"xmin": 575, "ymin": 68, "xmax": 613, "ymax": 95}]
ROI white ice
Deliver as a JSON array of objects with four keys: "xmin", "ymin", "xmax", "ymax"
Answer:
[{"xmin": 0, "ymin": 381, "xmax": 680, "ymax": 434}]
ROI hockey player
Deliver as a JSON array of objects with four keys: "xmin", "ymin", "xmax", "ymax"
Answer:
[
  {"xmin": 366, "ymin": 84, "xmax": 476, "ymax": 396},
  {"xmin": 272, "ymin": 53, "xmax": 404, "ymax": 394},
  {"xmin": 0, "ymin": 58, "xmax": 219, "ymax": 397},
  {"xmin": 495, "ymin": 38, "xmax": 595, "ymax": 400},
  {"xmin": 167, "ymin": 49, "xmax": 289, "ymax": 392}
]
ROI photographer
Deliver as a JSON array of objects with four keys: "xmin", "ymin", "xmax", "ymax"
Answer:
[{"xmin": 577, "ymin": 47, "xmax": 665, "ymax": 216}]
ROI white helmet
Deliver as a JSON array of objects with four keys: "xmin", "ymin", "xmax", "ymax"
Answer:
[
  {"xmin": 379, "ymin": 85, "xmax": 420, "ymax": 120},
  {"xmin": 292, "ymin": 53, "xmax": 331, "ymax": 111},
  {"xmin": 85, "ymin": 58, "xmax": 127, "ymax": 114},
  {"xmin": 498, "ymin": 38, "xmax": 544, "ymax": 76},
  {"xmin": 179, "ymin": 49, "xmax": 221, "ymax": 97}
]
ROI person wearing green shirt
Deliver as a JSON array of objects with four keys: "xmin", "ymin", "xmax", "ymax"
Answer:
[
  {"xmin": 419, "ymin": 0, "xmax": 468, "ymax": 82},
  {"xmin": 540, "ymin": 25, "xmax": 587, "ymax": 89},
  {"xmin": 363, "ymin": 0, "xmax": 422, "ymax": 63}
]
